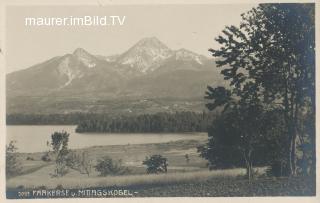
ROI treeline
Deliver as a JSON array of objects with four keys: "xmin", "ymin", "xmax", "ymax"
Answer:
[
  {"xmin": 6, "ymin": 113, "xmax": 101, "ymax": 125},
  {"xmin": 75, "ymin": 112, "xmax": 216, "ymax": 133},
  {"xmin": 6, "ymin": 112, "xmax": 216, "ymax": 133}
]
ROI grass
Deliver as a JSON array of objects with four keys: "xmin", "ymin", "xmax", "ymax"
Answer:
[
  {"xmin": 7, "ymin": 168, "xmax": 250, "ymax": 190},
  {"xmin": 131, "ymin": 175, "xmax": 316, "ymax": 197},
  {"xmin": 10, "ymin": 139, "xmax": 209, "ymax": 179},
  {"xmin": 7, "ymin": 170, "xmax": 315, "ymax": 197},
  {"xmin": 6, "ymin": 139, "xmax": 315, "ymax": 197},
  {"xmin": 7, "ymin": 138, "xmax": 210, "ymax": 190}
]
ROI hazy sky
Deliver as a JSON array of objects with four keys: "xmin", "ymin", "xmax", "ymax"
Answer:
[{"xmin": 6, "ymin": 4, "xmax": 257, "ymax": 73}]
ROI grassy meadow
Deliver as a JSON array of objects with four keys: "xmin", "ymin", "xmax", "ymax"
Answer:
[
  {"xmin": 6, "ymin": 138, "xmax": 315, "ymax": 197},
  {"xmin": 7, "ymin": 139, "xmax": 208, "ymax": 188}
]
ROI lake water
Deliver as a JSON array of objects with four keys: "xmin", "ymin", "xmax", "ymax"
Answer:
[{"xmin": 6, "ymin": 125, "xmax": 206, "ymax": 153}]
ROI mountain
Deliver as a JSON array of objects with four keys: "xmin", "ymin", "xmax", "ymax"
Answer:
[
  {"xmin": 116, "ymin": 37, "xmax": 173, "ymax": 73},
  {"xmin": 7, "ymin": 48, "xmax": 125, "ymax": 96},
  {"xmin": 6, "ymin": 37, "xmax": 225, "ymax": 114}
]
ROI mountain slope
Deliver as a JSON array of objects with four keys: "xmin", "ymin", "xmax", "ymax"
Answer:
[
  {"xmin": 7, "ymin": 48, "xmax": 126, "ymax": 96},
  {"xmin": 6, "ymin": 37, "xmax": 225, "ymax": 114}
]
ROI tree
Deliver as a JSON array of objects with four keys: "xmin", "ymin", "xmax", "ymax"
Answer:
[
  {"xmin": 261, "ymin": 109, "xmax": 288, "ymax": 176},
  {"xmin": 95, "ymin": 156, "xmax": 129, "ymax": 176},
  {"xmin": 51, "ymin": 131, "xmax": 69, "ymax": 153},
  {"xmin": 66, "ymin": 151, "xmax": 92, "ymax": 176},
  {"xmin": 51, "ymin": 131, "xmax": 70, "ymax": 176},
  {"xmin": 201, "ymin": 90, "xmax": 267, "ymax": 180},
  {"xmin": 6, "ymin": 141, "xmax": 21, "ymax": 178},
  {"xmin": 142, "ymin": 155, "xmax": 168, "ymax": 174},
  {"xmin": 208, "ymin": 3, "xmax": 315, "ymax": 176},
  {"xmin": 185, "ymin": 154, "xmax": 190, "ymax": 164}
]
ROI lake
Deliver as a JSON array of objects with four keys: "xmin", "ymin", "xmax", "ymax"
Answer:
[{"xmin": 6, "ymin": 125, "xmax": 207, "ymax": 153}]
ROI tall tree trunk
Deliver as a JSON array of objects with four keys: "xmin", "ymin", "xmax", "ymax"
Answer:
[
  {"xmin": 310, "ymin": 90, "xmax": 316, "ymax": 176},
  {"xmin": 310, "ymin": 131, "xmax": 316, "ymax": 175},
  {"xmin": 291, "ymin": 132, "xmax": 297, "ymax": 176},
  {"xmin": 287, "ymin": 134, "xmax": 293, "ymax": 176},
  {"xmin": 243, "ymin": 149, "xmax": 253, "ymax": 182},
  {"xmin": 290, "ymin": 98, "xmax": 299, "ymax": 176},
  {"xmin": 284, "ymin": 80, "xmax": 293, "ymax": 176}
]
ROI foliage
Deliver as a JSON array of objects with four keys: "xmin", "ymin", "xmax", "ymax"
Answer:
[
  {"xmin": 6, "ymin": 113, "xmax": 92, "ymax": 125},
  {"xmin": 41, "ymin": 153, "xmax": 51, "ymax": 162},
  {"xmin": 199, "ymin": 103, "xmax": 271, "ymax": 179},
  {"xmin": 204, "ymin": 3, "xmax": 315, "ymax": 177},
  {"xmin": 51, "ymin": 131, "xmax": 69, "ymax": 153},
  {"xmin": 66, "ymin": 151, "xmax": 92, "ymax": 176},
  {"xmin": 296, "ymin": 109, "xmax": 315, "ymax": 175},
  {"xmin": 76, "ymin": 111, "xmax": 215, "ymax": 133},
  {"xmin": 261, "ymin": 109, "xmax": 288, "ymax": 176},
  {"xmin": 142, "ymin": 155, "xmax": 168, "ymax": 174},
  {"xmin": 54, "ymin": 148, "xmax": 70, "ymax": 177},
  {"xmin": 51, "ymin": 131, "xmax": 70, "ymax": 177},
  {"xmin": 95, "ymin": 156, "xmax": 129, "ymax": 176},
  {"xmin": 6, "ymin": 141, "xmax": 21, "ymax": 178}
]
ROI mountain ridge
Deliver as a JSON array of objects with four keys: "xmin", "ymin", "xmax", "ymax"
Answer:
[{"xmin": 6, "ymin": 37, "xmax": 224, "ymax": 114}]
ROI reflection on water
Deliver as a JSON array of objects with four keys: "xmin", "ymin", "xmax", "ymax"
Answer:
[{"xmin": 6, "ymin": 125, "xmax": 206, "ymax": 153}]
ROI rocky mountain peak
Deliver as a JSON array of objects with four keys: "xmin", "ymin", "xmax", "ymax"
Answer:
[
  {"xmin": 117, "ymin": 37, "xmax": 173, "ymax": 73},
  {"xmin": 174, "ymin": 48, "xmax": 207, "ymax": 64},
  {"xmin": 73, "ymin": 47, "xmax": 89, "ymax": 55},
  {"xmin": 71, "ymin": 48, "xmax": 97, "ymax": 69},
  {"xmin": 134, "ymin": 37, "xmax": 170, "ymax": 49}
]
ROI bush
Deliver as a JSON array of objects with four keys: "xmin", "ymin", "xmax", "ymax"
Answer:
[
  {"xmin": 41, "ymin": 153, "xmax": 51, "ymax": 162},
  {"xmin": 51, "ymin": 131, "xmax": 70, "ymax": 177},
  {"xmin": 66, "ymin": 151, "xmax": 92, "ymax": 176},
  {"xmin": 26, "ymin": 156, "xmax": 34, "ymax": 161},
  {"xmin": 6, "ymin": 141, "xmax": 21, "ymax": 178},
  {"xmin": 95, "ymin": 156, "xmax": 129, "ymax": 176},
  {"xmin": 55, "ymin": 148, "xmax": 70, "ymax": 177},
  {"xmin": 142, "ymin": 155, "xmax": 168, "ymax": 174}
]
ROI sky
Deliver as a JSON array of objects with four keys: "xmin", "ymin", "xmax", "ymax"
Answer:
[{"xmin": 6, "ymin": 4, "xmax": 257, "ymax": 73}]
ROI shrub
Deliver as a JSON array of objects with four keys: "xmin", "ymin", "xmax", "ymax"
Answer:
[
  {"xmin": 95, "ymin": 156, "xmax": 129, "ymax": 176},
  {"xmin": 55, "ymin": 148, "xmax": 70, "ymax": 177},
  {"xmin": 142, "ymin": 155, "xmax": 168, "ymax": 174},
  {"xmin": 66, "ymin": 151, "xmax": 92, "ymax": 176},
  {"xmin": 41, "ymin": 153, "xmax": 51, "ymax": 162},
  {"xmin": 26, "ymin": 156, "xmax": 34, "ymax": 161},
  {"xmin": 51, "ymin": 131, "xmax": 70, "ymax": 177},
  {"xmin": 6, "ymin": 141, "xmax": 21, "ymax": 178}
]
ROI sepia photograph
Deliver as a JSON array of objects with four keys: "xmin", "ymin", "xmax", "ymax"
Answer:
[{"xmin": 2, "ymin": 0, "xmax": 317, "ymax": 200}]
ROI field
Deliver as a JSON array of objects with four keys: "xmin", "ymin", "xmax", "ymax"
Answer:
[
  {"xmin": 7, "ymin": 139, "xmax": 208, "ymax": 188},
  {"xmin": 131, "ymin": 175, "xmax": 316, "ymax": 196},
  {"xmin": 7, "ymin": 170, "xmax": 315, "ymax": 197},
  {"xmin": 9, "ymin": 138, "xmax": 208, "ymax": 176},
  {"xmin": 6, "ymin": 138, "xmax": 316, "ymax": 197}
]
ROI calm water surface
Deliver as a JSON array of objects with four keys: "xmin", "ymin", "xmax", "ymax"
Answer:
[{"xmin": 6, "ymin": 125, "xmax": 206, "ymax": 153}]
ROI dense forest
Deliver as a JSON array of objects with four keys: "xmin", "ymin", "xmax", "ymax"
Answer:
[
  {"xmin": 75, "ymin": 112, "xmax": 216, "ymax": 133},
  {"xmin": 6, "ymin": 112, "xmax": 216, "ymax": 133},
  {"xmin": 7, "ymin": 113, "xmax": 97, "ymax": 125}
]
